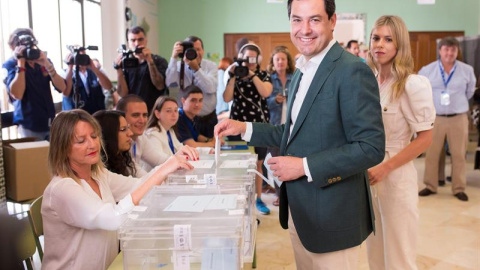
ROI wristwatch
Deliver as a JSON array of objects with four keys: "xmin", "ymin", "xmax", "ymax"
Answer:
[{"xmin": 16, "ymin": 66, "xmax": 26, "ymax": 73}]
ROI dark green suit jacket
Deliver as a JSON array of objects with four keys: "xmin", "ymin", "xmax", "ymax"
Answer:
[{"xmin": 250, "ymin": 42, "xmax": 385, "ymax": 253}]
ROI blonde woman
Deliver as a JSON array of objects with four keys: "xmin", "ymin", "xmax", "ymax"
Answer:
[
  {"xmin": 366, "ymin": 15, "xmax": 435, "ymax": 269},
  {"xmin": 41, "ymin": 110, "xmax": 196, "ymax": 270}
]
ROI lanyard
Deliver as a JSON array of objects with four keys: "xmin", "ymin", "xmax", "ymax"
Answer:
[
  {"xmin": 179, "ymin": 108, "xmax": 199, "ymax": 141},
  {"xmin": 133, "ymin": 142, "xmax": 136, "ymax": 159},
  {"xmin": 166, "ymin": 130, "xmax": 175, "ymax": 154},
  {"xmin": 438, "ymin": 60, "xmax": 457, "ymax": 89}
]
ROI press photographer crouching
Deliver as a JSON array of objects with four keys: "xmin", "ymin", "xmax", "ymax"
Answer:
[
  {"xmin": 166, "ymin": 36, "xmax": 218, "ymax": 138},
  {"xmin": 115, "ymin": 26, "xmax": 168, "ymax": 113},
  {"xmin": 61, "ymin": 45, "xmax": 113, "ymax": 115},
  {"xmin": 2, "ymin": 28, "xmax": 66, "ymax": 140}
]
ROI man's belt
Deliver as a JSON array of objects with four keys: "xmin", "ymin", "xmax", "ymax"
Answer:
[{"xmin": 436, "ymin": 113, "xmax": 458, "ymax": 117}]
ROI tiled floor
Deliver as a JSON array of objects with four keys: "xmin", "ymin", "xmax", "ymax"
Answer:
[{"xmin": 248, "ymin": 149, "xmax": 480, "ymax": 270}]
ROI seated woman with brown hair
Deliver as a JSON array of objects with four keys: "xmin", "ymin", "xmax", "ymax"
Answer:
[
  {"xmin": 93, "ymin": 110, "xmax": 146, "ymax": 177},
  {"xmin": 41, "ymin": 109, "xmax": 197, "ymax": 270},
  {"xmin": 143, "ymin": 96, "xmax": 184, "ymax": 171}
]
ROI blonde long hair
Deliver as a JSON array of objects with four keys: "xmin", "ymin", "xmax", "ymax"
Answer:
[
  {"xmin": 367, "ymin": 15, "xmax": 413, "ymax": 100},
  {"xmin": 48, "ymin": 109, "xmax": 105, "ymax": 182}
]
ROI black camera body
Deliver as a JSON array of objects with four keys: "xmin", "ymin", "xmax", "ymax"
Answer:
[
  {"xmin": 120, "ymin": 47, "xmax": 143, "ymax": 69},
  {"xmin": 179, "ymin": 41, "xmax": 197, "ymax": 61},
  {"xmin": 18, "ymin": 35, "xmax": 40, "ymax": 60},
  {"xmin": 233, "ymin": 58, "xmax": 250, "ymax": 77},
  {"xmin": 66, "ymin": 45, "xmax": 98, "ymax": 66}
]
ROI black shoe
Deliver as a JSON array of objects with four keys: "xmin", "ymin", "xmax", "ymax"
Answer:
[
  {"xmin": 454, "ymin": 192, "xmax": 469, "ymax": 201},
  {"xmin": 419, "ymin": 188, "xmax": 436, "ymax": 196},
  {"xmin": 438, "ymin": 180, "xmax": 445, "ymax": 186},
  {"xmin": 446, "ymin": 176, "xmax": 452, "ymax": 182}
]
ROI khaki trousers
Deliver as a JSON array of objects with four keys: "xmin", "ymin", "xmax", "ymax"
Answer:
[
  {"xmin": 288, "ymin": 210, "xmax": 359, "ymax": 270},
  {"xmin": 424, "ymin": 113, "xmax": 468, "ymax": 194}
]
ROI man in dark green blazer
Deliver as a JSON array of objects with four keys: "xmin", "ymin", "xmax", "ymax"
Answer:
[{"xmin": 215, "ymin": 0, "xmax": 385, "ymax": 268}]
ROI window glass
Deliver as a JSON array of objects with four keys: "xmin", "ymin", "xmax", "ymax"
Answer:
[
  {"xmin": 32, "ymin": 0, "xmax": 64, "ymax": 103},
  {"xmin": 59, "ymin": 0, "xmax": 83, "ymax": 65},
  {"xmin": 32, "ymin": 0, "xmax": 62, "ymax": 70},
  {"xmin": 0, "ymin": 0, "xmax": 104, "ymax": 109},
  {"xmin": 84, "ymin": 1, "xmax": 103, "ymax": 65}
]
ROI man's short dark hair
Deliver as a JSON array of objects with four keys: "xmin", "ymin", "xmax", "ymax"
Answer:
[
  {"xmin": 438, "ymin": 36, "xmax": 460, "ymax": 50},
  {"xmin": 346, "ymin": 40, "xmax": 358, "ymax": 49},
  {"xmin": 185, "ymin": 36, "xmax": 203, "ymax": 49},
  {"xmin": 182, "ymin": 85, "xmax": 203, "ymax": 99},
  {"xmin": 116, "ymin": 94, "xmax": 145, "ymax": 112},
  {"xmin": 287, "ymin": 0, "xmax": 335, "ymax": 20},
  {"xmin": 128, "ymin": 26, "xmax": 146, "ymax": 36}
]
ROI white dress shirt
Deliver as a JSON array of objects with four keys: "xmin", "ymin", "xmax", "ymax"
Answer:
[
  {"xmin": 143, "ymin": 123, "xmax": 183, "ymax": 171},
  {"xmin": 243, "ymin": 39, "xmax": 337, "ymax": 182},
  {"xmin": 131, "ymin": 134, "xmax": 170, "ymax": 172}
]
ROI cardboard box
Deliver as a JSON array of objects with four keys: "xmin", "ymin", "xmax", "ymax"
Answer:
[{"xmin": 3, "ymin": 140, "xmax": 51, "ymax": 201}]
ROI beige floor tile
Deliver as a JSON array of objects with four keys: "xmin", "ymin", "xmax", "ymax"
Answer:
[{"xmin": 250, "ymin": 151, "xmax": 480, "ymax": 270}]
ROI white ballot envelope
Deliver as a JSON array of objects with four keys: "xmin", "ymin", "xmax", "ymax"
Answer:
[{"xmin": 264, "ymin": 153, "xmax": 283, "ymax": 187}]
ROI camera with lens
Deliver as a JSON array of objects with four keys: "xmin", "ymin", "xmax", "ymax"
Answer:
[
  {"xmin": 118, "ymin": 45, "xmax": 143, "ymax": 69},
  {"xmin": 66, "ymin": 45, "xmax": 98, "ymax": 66},
  {"xmin": 178, "ymin": 41, "xmax": 197, "ymax": 61},
  {"xmin": 17, "ymin": 35, "xmax": 41, "ymax": 60},
  {"xmin": 233, "ymin": 57, "xmax": 255, "ymax": 77}
]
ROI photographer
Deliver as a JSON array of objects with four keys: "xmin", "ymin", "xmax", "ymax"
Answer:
[
  {"xmin": 166, "ymin": 36, "xmax": 218, "ymax": 138},
  {"xmin": 62, "ymin": 48, "xmax": 113, "ymax": 114},
  {"xmin": 2, "ymin": 28, "xmax": 66, "ymax": 140},
  {"xmin": 223, "ymin": 43, "xmax": 273, "ymax": 215},
  {"xmin": 115, "ymin": 26, "xmax": 168, "ymax": 112}
]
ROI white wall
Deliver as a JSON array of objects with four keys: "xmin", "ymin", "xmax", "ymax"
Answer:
[
  {"xmin": 100, "ymin": 0, "xmax": 125, "ymax": 81},
  {"xmin": 100, "ymin": 0, "xmax": 160, "ymax": 82},
  {"xmin": 127, "ymin": 0, "xmax": 159, "ymax": 55}
]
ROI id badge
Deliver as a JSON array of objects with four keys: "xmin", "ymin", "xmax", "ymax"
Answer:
[{"xmin": 441, "ymin": 91, "xmax": 450, "ymax": 106}]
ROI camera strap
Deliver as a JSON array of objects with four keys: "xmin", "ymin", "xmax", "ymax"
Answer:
[{"xmin": 180, "ymin": 60, "xmax": 185, "ymax": 90}]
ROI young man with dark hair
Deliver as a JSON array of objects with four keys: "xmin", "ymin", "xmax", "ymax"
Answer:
[
  {"xmin": 117, "ymin": 94, "xmax": 170, "ymax": 171},
  {"xmin": 176, "ymin": 85, "xmax": 215, "ymax": 148},
  {"xmin": 115, "ymin": 26, "xmax": 168, "ymax": 113},
  {"xmin": 345, "ymin": 39, "xmax": 360, "ymax": 56}
]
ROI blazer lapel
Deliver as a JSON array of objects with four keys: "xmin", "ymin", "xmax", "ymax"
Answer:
[
  {"xmin": 280, "ymin": 70, "xmax": 302, "ymax": 154},
  {"xmin": 288, "ymin": 43, "xmax": 343, "ymax": 145}
]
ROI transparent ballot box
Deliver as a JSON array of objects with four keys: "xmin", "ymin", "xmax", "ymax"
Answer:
[
  {"xmin": 165, "ymin": 153, "xmax": 258, "ymax": 263},
  {"xmin": 162, "ymin": 178, "xmax": 257, "ymax": 264},
  {"xmin": 168, "ymin": 152, "xmax": 258, "ymax": 179},
  {"xmin": 119, "ymin": 186, "xmax": 247, "ymax": 269},
  {"xmin": 121, "ymin": 230, "xmax": 243, "ymax": 270}
]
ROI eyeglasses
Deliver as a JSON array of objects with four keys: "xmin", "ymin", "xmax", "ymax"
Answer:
[{"xmin": 119, "ymin": 124, "xmax": 131, "ymax": 132}]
